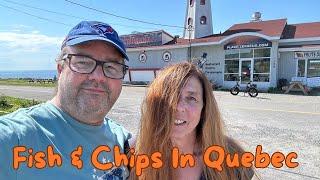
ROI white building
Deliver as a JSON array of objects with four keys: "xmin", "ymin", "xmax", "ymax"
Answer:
[{"xmin": 120, "ymin": 0, "xmax": 320, "ymax": 91}]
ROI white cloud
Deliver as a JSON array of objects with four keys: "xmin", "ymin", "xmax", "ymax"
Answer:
[
  {"xmin": 31, "ymin": 30, "xmax": 40, "ymax": 34},
  {"xmin": 0, "ymin": 32, "xmax": 64, "ymax": 52},
  {"xmin": 0, "ymin": 24, "xmax": 32, "ymax": 29},
  {"xmin": 0, "ymin": 24, "xmax": 33, "ymax": 33},
  {"xmin": 11, "ymin": 24, "xmax": 33, "ymax": 29},
  {"xmin": 0, "ymin": 30, "xmax": 64, "ymax": 70},
  {"xmin": 12, "ymin": 29, "xmax": 22, "ymax": 33}
]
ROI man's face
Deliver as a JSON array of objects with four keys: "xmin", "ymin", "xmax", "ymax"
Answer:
[{"xmin": 56, "ymin": 41, "xmax": 124, "ymax": 125}]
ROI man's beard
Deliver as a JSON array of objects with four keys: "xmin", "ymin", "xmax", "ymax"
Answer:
[{"xmin": 60, "ymin": 79, "xmax": 113, "ymax": 123}]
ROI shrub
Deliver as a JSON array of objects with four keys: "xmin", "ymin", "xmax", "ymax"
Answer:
[{"xmin": 0, "ymin": 96, "xmax": 12, "ymax": 108}]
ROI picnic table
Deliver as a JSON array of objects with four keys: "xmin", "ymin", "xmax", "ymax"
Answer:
[{"xmin": 284, "ymin": 81, "xmax": 309, "ymax": 95}]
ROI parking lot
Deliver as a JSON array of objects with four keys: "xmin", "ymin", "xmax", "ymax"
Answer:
[{"xmin": 0, "ymin": 85, "xmax": 319, "ymax": 179}]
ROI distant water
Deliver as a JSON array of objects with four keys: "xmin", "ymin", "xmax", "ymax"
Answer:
[{"xmin": 0, "ymin": 70, "xmax": 57, "ymax": 79}]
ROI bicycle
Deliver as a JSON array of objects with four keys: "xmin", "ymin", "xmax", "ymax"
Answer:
[{"xmin": 230, "ymin": 78, "xmax": 258, "ymax": 97}]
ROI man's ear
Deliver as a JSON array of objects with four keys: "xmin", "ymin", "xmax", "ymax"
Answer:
[{"xmin": 57, "ymin": 63, "xmax": 64, "ymax": 79}]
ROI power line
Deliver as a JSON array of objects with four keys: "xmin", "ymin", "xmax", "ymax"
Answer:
[
  {"xmin": 0, "ymin": 3, "xmax": 72, "ymax": 27},
  {"xmin": 2, "ymin": 0, "xmax": 178, "ymax": 32},
  {"xmin": 65, "ymin": 0, "xmax": 186, "ymax": 29},
  {"xmin": 0, "ymin": 0, "xmax": 184, "ymax": 35},
  {"xmin": 3, "ymin": 0, "xmax": 84, "ymax": 20}
]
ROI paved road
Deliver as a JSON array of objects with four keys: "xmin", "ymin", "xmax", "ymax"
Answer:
[
  {"xmin": 1, "ymin": 85, "xmax": 319, "ymax": 180},
  {"xmin": 0, "ymin": 85, "xmax": 55, "ymax": 101}
]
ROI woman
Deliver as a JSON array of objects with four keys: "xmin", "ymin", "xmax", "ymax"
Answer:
[{"xmin": 130, "ymin": 62, "xmax": 254, "ymax": 180}]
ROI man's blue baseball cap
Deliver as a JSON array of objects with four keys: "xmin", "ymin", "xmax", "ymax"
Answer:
[{"xmin": 61, "ymin": 21, "xmax": 129, "ymax": 61}]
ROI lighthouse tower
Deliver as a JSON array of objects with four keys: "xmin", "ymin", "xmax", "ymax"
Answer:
[{"xmin": 183, "ymin": 0, "xmax": 213, "ymax": 39}]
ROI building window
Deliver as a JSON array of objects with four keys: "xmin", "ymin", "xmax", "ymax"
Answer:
[
  {"xmin": 307, "ymin": 59, "xmax": 320, "ymax": 77},
  {"xmin": 200, "ymin": 0, "xmax": 205, "ymax": 5},
  {"xmin": 253, "ymin": 48, "xmax": 270, "ymax": 82},
  {"xmin": 190, "ymin": 0, "xmax": 194, "ymax": 6},
  {"xmin": 225, "ymin": 60, "xmax": 240, "ymax": 81},
  {"xmin": 253, "ymin": 58, "xmax": 270, "ymax": 82},
  {"xmin": 188, "ymin": 18, "xmax": 193, "ymax": 26},
  {"xmin": 295, "ymin": 52, "xmax": 320, "ymax": 78},
  {"xmin": 200, "ymin": 16, "xmax": 207, "ymax": 25},
  {"xmin": 297, "ymin": 59, "xmax": 306, "ymax": 77},
  {"xmin": 224, "ymin": 49, "xmax": 240, "ymax": 81},
  {"xmin": 225, "ymin": 49, "xmax": 239, "ymax": 59},
  {"xmin": 224, "ymin": 48, "xmax": 271, "ymax": 82},
  {"xmin": 254, "ymin": 48, "xmax": 270, "ymax": 57},
  {"xmin": 240, "ymin": 49, "xmax": 253, "ymax": 58},
  {"xmin": 296, "ymin": 59, "xmax": 320, "ymax": 78}
]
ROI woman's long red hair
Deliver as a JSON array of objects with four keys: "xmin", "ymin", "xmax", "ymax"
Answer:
[{"xmin": 130, "ymin": 62, "xmax": 253, "ymax": 180}]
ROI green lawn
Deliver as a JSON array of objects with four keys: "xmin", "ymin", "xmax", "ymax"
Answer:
[
  {"xmin": 0, "ymin": 79, "xmax": 56, "ymax": 87},
  {"xmin": 0, "ymin": 96, "xmax": 42, "ymax": 116}
]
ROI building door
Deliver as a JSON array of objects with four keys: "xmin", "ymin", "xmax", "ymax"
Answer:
[
  {"xmin": 297, "ymin": 59, "xmax": 306, "ymax": 77},
  {"xmin": 240, "ymin": 59, "xmax": 253, "ymax": 83}
]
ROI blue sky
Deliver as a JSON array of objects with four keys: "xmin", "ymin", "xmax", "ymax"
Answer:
[{"xmin": 0, "ymin": 0, "xmax": 319, "ymax": 70}]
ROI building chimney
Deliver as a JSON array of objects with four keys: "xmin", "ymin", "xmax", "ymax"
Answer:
[{"xmin": 251, "ymin": 12, "xmax": 262, "ymax": 22}]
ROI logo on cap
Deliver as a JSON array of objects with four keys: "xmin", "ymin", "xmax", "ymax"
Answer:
[{"xmin": 92, "ymin": 23, "xmax": 114, "ymax": 36}]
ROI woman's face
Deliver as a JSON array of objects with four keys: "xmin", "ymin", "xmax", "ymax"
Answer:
[{"xmin": 171, "ymin": 76, "xmax": 204, "ymax": 139}]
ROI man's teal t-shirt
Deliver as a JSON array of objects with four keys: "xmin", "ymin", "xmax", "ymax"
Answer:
[{"xmin": 0, "ymin": 102, "xmax": 131, "ymax": 180}]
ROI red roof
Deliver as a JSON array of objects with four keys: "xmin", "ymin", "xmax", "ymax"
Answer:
[
  {"xmin": 189, "ymin": 19, "xmax": 320, "ymax": 42},
  {"xmin": 282, "ymin": 22, "xmax": 320, "ymax": 39},
  {"xmin": 176, "ymin": 19, "xmax": 320, "ymax": 45},
  {"xmin": 183, "ymin": 19, "xmax": 287, "ymax": 44}
]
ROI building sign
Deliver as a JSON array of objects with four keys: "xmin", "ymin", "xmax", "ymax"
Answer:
[
  {"xmin": 204, "ymin": 62, "xmax": 222, "ymax": 74},
  {"xmin": 162, "ymin": 51, "xmax": 172, "ymax": 62},
  {"xmin": 224, "ymin": 36, "xmax": 272, "ymax": 50},
  {"xmin": 139, "ymin": 52, "xmax": 147, "ymax": 63},
  {"xmin": 120, "ymin": 32, "xmax": 162, "ymax": 48},
  {"xmin": 295, "ymin": 51, "xmax": 320, "ymax": 59}
]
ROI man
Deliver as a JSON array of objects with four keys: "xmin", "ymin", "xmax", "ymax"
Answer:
[{"xmin": 0, "ymin": 21, "xmax": 131, "ymax": 179}]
